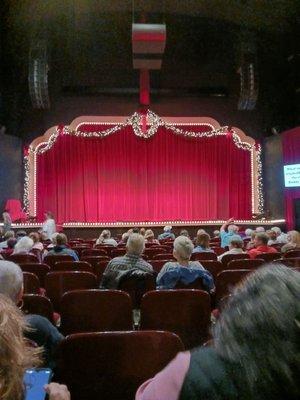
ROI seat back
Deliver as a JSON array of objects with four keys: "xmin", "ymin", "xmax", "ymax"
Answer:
[
  {"xmin": 210, "ymin": 247, "xmax": 225, "ymax": 256},
  {"xmin": 60, "ymin": 289, "xmax": 133, "ymax": 335},
  {"xmin": 255, "ymin": 252, "xmax": 281, "ymax": 262},
  {"xmin": 140, "ymin": 289, "xmax": 211, "ymax": 348},
  {"xmin": 111, "ymin": 248, "xmax": 127, "ymax": 258},
  {"xmin": 153, "ymin": 253, "xmax": 174, "ymax": 260},
  {"xmin": 57, "ymin": 330, "xmax": 184, "ymax": 400},
  {"xmin": 284, "ymin": 249, "xmax": 300, "ymax": 258},
  {"xmin": 43, "ymin": 254, "xmax": 74, "ymax": 269},
  {"xmin": 143, "ymin": 247, "xmax": 167, "ymax": 259},
  {"xmin": 19, "ymin": 263, "xmax": 50, "ymax": 287},
  {"xmin": 81, "ymin": 256, "xmax": 110, "ymax": 268},
  {"xmin": 81, "ymin": 249, "xmax": 108, "ymax": 257},
  {"xmin": 174, "ymin": 277, "xmax": 206, "ymax": 290},
  {"xmin": 93, "ymin": 260, "xmax": 110, "ymax": 284},
  {"xmin": 45, "ymin": 271, "xmax": 97, "ymax": 311},
  {"xmin": 220, "ymin": 253, "xmax": 249, "ymax": 267},
  {"xmin": 226, "ymin": 258, "xmax": 265, "ymax": 270},
  {"xmin": 215, "ymin": 269, "xmax": 252, "ymax": 304},
  {"xmin": 199, "ymin": 260, "xmax": 224, "ymax": 281},
  {"xmin": 53, "ymin": 261, "xmax": 93, "ymax": 273},
  {"xmin": 149, "ymin": 259, "xmax": 172, "ymax": 273},
  {"xmin": 23, "ymin": 272, "xmax": 40, "ymax": 294},
  {"xmin": 9, "ymin": 253, "xmax": 39, "ymax": 264},
  {"xmin": 22, "ymin": 294, "xmax": 54, "ymax": 323},
  {"xmin": 274, "ymin": 257, "xmax": 300, "ymax": 268},
  {"xmin": 190, "ymin": 252, "xmax": 217, "ymax": 261},
  {"xmin": 118, "ymin": 274, "xmax": 156, "ymax": 308}
]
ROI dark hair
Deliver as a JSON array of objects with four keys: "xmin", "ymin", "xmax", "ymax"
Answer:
[
  {"xmin": 132, "ymin": 227, "xmax": 139, "ymax": 233},
  {"xmin": 45, "ymin": 211, "xmax": 54, "ymax": 219},
  {"xmin": 196, "ymin": 233, "xmax": 210, "ymax": 249},
  {"xmin": 213, "ymin": 265, "xmax": 300, "ymax": 399}
]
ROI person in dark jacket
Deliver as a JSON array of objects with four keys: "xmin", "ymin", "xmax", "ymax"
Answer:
[{"xmin": 136, "ymin": 264, "xmax": 300, "ymax": 400}]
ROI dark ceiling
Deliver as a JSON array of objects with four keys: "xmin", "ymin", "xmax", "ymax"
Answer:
[{"xmin": 0, "ymin": 0, "xmax": 299, "ymax": 137}]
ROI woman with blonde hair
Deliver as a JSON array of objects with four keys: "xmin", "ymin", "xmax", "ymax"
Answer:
[
  {"xmin": 144, "ymin": 229, "xmax": 159, "ymax": 244},
  {"xmin": 281, "ymin": 230, "xmax": 300, "ymax": 253},
  {"xmin": 0, "ymin": 294, "xmax": 70, "ymax": 400},
  {"xmin": 193, "ymin": 232, "xmax": 214, "ymax": 253},
  {"xmin": 96, "ymin": 229, "xmax": 118, "ymax": 246}
]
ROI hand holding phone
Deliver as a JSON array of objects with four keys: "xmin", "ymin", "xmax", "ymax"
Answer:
[
  {"xmin": 44, "ymin": 383, "xmax": 71, "ymax": 400},
  {"xmin": 24, "ymin": 368, "xmax": 53, "ymax": 400}
]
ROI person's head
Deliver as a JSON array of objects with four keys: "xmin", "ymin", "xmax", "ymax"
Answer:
[
  {"xmin": 4, "ymin": 231, "xmax": 14, "ymax": 241},
  {"xmin": 213, "ymin": 265, "xmax": 300, "ymax": 398},
  {"xmin": 139, "ymin": 228, "xmax": 146, "ymax": 236},
  {"xmin": 196, "ymin": 233, "xmax": 210, "ymax": 249},
  {"xmin": 132, "ymin": 227, "xmax": 140, "ymax": 234},
  {"xmin": 255, "ymin": 226, "xmax": 265, "ymax": 233},
  {"xmin": 196, "ymin": 229, "xmax": 206, "ymax": 236},
  {"xmin": 0, "ymin": 227, "xmax": 3, "ymax": 236},
  {"xmin": 245, "ymin": 228, "xmax": 253, "ymax": 237},
  {"xmin": 271, "ymin": 226, "xmax": 282, "ymax": 237},
  {"xmin": 163, "ymin": 225, "xmax": 172, "ymax": 232},
  {"xmin": 7, "ymin": 238, "xmax": 17, "ymax": 249},
  {"xmin": 0, "ymin": 261, "xmax": 23, "ymax": 304},
  {"xmin": 228, "ymin": 224, "xmax": 239, "ymax": 234},
  {"xmin": 173, "ymin": 235, "xmax": 194, "ymax": 262},
  {"xmin": 228, "ymin": 235, "xmax": 244, "ymax": 249},
  {"xmin": 50, "ymin": 232, "xmax": 59, "ymax": 245},
  {"xmin": 213, "ymin": 230, "xmax": 220, "ymax": 238},
  {"xmin": 126, "ymin": 233, "xmax": 145, "ymax": 256},
  {"xmin": 254, "ymin": 232, "xmax": 269, "ymax": 247},
  {"xmin": 121, "ymin": 232, "xmax": 130, "ymax": 243},
  {"xmin": 55, "ymin": 233, "xmax": 68, "ymax": 246},
  {"xmin": 251, "ymin": 231, "xmax": 257, "ymax": 241},
  {"xmin": 28, "ymin": 232, "xmax": 41, "ymax": 244},
  {"xmin": 179, "ymin": 229, "xmax": 190, "ymax": 238},
  {"xmin": 266, "ymin": 230, "xmax": 277, "ymax": 241},
  {"xmin": 144, "ymin": 229, "xmax": 155, "ymax": 240},
  {"xmin": 287, "ymin": 230, "xmax": 300, "ymax": 245},
  {"xmin": 44, "ymin": 211, "xmax": 54, "ymax": 220},
  {"xmin": 16, "ymin": 230, "xmax": 26, "ymax": 239},
  {"xmin": 13, "ymin": 237, "xmax": 34, "ymax": 254},
  {"xmin": 100, "ymin": 229, "xmax": 111, "ymax": 239},
  {"xmin": 0, "ymin": 293, "xmax": 41, "ymax": 400}
]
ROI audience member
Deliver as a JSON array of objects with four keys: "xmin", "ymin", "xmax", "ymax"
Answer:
[
  {"xmin": 0, "ymin": 230, "xmax": 15, "ymax": 249},
  {"xmin": 248, "ymin": 232, "xmax": 278, "ymax": 259},
  {"xmin": 100, "ymin": 233, "xmax": 153, "ymax": 289},
  {"xmin": 156, "ymin": 236, "xmax": 214, "ymax": 292},
  {"xmin": 218, "ymin": 235, "xmax": 246, "ymax": 261},
  {"xmin": 220, "ymin": 218, "xmax": 240, "ymax": 248},
  {"xmin": 12, "ymin": 236, "xmax": 34, "ymax": 255},
  {"xmin": 179, "ymin": 229, "xmax": 190, "ymax": 238},
  {"xmin": 212, "ymin": 230, "xmax": 220, "ymax": 238},
  {"xmin": 2, "ymin": 209, "xmax": 12, "ymax": 233},
  {"xmin": 140, "ymin": 228, "xmax": 146, "ymax": 236},
  {"xmin": 144, "ymin": 229, "xmax": 160, "ymax": 244},
  {"xmin": 47, "ymin": 232, "xmax": 59, "ymax": 249},
  {"xmin": 281, "ymin": 230, "xmax": 300, "ymax": 253},
  {"xmin": 42, "ymin": 211, "xmax": 56, "ymax": 240},
  {"xmin": 192, "ymin": 232, "xmax": 213, "ymax": 253},
  {"xmin": 246, "ymin": 231, "xmax": 256, "ymax": 250},
  {"xmin": 46, "ymin": 233, "xmax": 79, "ymax": 261},
  {"xmin": 158, "ymin": 225, "xmax": 175, "ymax": 241},
  {"xmin": 266, "ymin": 229, "xmax": 279, "ymax": 246},
  {"xmin": 244, "ymin": 228, "xmax": 253, "ymax": 239},
  {"xmin": 271, "ymin": 226, "xmax": 288, "ymax": 244},
  {"xmin": 136, "ymin": 265, "xmax": 300, "ymax": 400},
  {"xmin": 255, "ymin": 226, "xmax": 265, "ymax": 233},
  {"xmin": 16, "ymin": 230, "xmax": 27, "ymax": 241},
  {"xmin": 29, "ymin": 232, "xmax": 44, "ymax": 251},
  {"xmin": 96, "ymin": 229, "xmax": 118, "ymax": 246},
  {"xmin": 0, "ymin": 261, "xmax": 64, "ymax": 368}
]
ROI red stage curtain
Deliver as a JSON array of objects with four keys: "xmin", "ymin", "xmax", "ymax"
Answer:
[
  {"xmin": 36, "ymin": 125, "xmax": 252, "ymax": 223},
  {"xmin": 282, "ymin": 127, "xmax": 300, "ymax": 230}
]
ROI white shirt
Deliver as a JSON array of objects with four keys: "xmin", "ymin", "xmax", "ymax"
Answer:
[
  {"xmin": 42, "ymin": 218, "xmax": 56, "ymax": 239},
  {"xmin": 218, "ymin": 248, "xmax": 246, "ymax": 262}
]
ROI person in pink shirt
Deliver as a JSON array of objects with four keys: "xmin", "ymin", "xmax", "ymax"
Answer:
[
  {"xmin": 247, "ymin": 232, "xmax": 278, "ymax": 259},
  {"xmin": 136, "ymin": 264, "xmax": 300, "ymax": 400}
]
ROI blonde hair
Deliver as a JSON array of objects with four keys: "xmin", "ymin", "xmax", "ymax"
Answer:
[
  {"xmin": 144, "ymin": 229, "xmax": 155, "ymax": 240},
  {"xmin": 0, "ymin": 294, "xmax": 41, "ymax": 400},
  {"xmin": 287, "ymin": 230, "xmax": 300, "ymax": 246},
  {"xmin": 98, "ymin": 230, "xmax": 111, "ymax": 243}
]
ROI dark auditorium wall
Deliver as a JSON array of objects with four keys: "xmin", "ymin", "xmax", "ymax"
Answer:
[
  {"xmin": 263, "ymin": 136, "xmax": 284, "ymax": 219},
  {"xmin": 0, "ymin": 130, "xmax": 23, "ymax": 212}
]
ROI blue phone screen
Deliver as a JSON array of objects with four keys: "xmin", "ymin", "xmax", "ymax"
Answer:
[{"xmin": 24, "ymin": 368, "xmax": 52, "ymax": 400}]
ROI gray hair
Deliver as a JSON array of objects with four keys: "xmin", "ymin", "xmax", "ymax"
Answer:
[
  {"xmin": 228, "ymin": 235, "xmax": 244, "ymax": 248},
  {"xmin": 245, "ymin": 228, "xmax": 253, "ymax": 237},
  {"xmin": 228, "ymin": 224, "xmax": 239, "ymax": 233},
  {"xmin": 13, "ymin": 236, "xmax": 34, "ymax": 254},
  {"xmin": 173, "ymin": 235, "xmax": 194, "ymax": 260},
  {"xmin": 213, "ymin": 264, "xmax": 300, "ymax": 398},
  {"xmin": 0, "ymin": 261, "xmax": 23, "ymax": 303},
  {"xmin": 126, "ymin": 233, "xmax": 145, "ymax": 255},
  {"xmin": 271, "ymin": 226, "xmax": 282, "ymax": 235},
  {"xmin": 163, "ymin": 225, "xmax": 172, "ymax": 232},
  {"xmin": 256, "ymin": 226, "xmax": 265, "ymax": 233},
  {"xmin": 50, "ymin": 232, "xmax": 59, "ymax": 245}
]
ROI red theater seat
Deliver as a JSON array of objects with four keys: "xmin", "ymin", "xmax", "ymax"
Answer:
[
  {"xmin": 9, "ymin": 253, "xmax": 39, "ymax": 264},
  {"xmin": 140, "ymin": 289, "xmax": 211, "ymax": 348},
  {"xmin": 81, "ymin": 248, "xmax": 108, "ymax": 257},
  {"xmin": 43, "ymin": 254, "xmax": 74, "ymax": 269},
  {"xmin": 93, "ymin": 260, "xmax": 110, "ymax": 284},
  {"xmin": 190, "ymin": 252, "xmax": 217, "ymax": 261},
  {"xmin": 57, "ymin": 331, "xmax": 184, "ymax": 400},
  {"xmin": 19, "ymin": 263, "xmax": 50, "ymax": 287},
  {"xmin": 149, "ymin": 259, "xmax": 172, "ymax": 273},
  {"xmin": 81, "ymin": 256, "xmax": 110, "ymax": 269},
  {"xmin": 254, "ymin": 252, "xmax": 281, "ymax": 262},
  {"xmin": 284, "ymin": 249, "xmax": 300, "ymax": 258},
  {"xmin": 111, "ymin": 248, "xmax": 127, "ymax": 258},
  {"xmin": 53, "ymin": 261, "xmax": 93, "ymax": 273},
  {"xmin": 226, "ymin": 258, "xmax": 265, "ymax": 270},
  {"xmin": 45, "ymin": 271, "xmax": 97, "ymax": 311},
  {"xmin": 153, "ymin": 253, "xmax": 174, "ymax": 260},
  {"xmin": 274, "ymin": 257, "xmax": 300, "ymax": 268},
  {"xmin": 60, "ymin": 289, "xmax": 133, "ymax": 335},
  {"xmin": 23, "ymin": 272, "xmax": 40, "ymax": 294},
  {"xmin": 200, "ymin": 260, "xmax": 224, "ymax": 281},
  {"xmin": 220, "ymin": 253, "xmax": 250, "ymax": 267},
  {"xmin": 215, "ymin": 269, "xmax": 252, "ymax": 305},
  {"xmin": 143, "ymin": 247, "xmax": 167, "ymax": 258},
  {"xmin": 22, "ymin": 294, "xmax": 54, "ymax": 323},
  {"xmin": 118, "ymin": 274, "xmax": 156, "ymax": 308}
]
